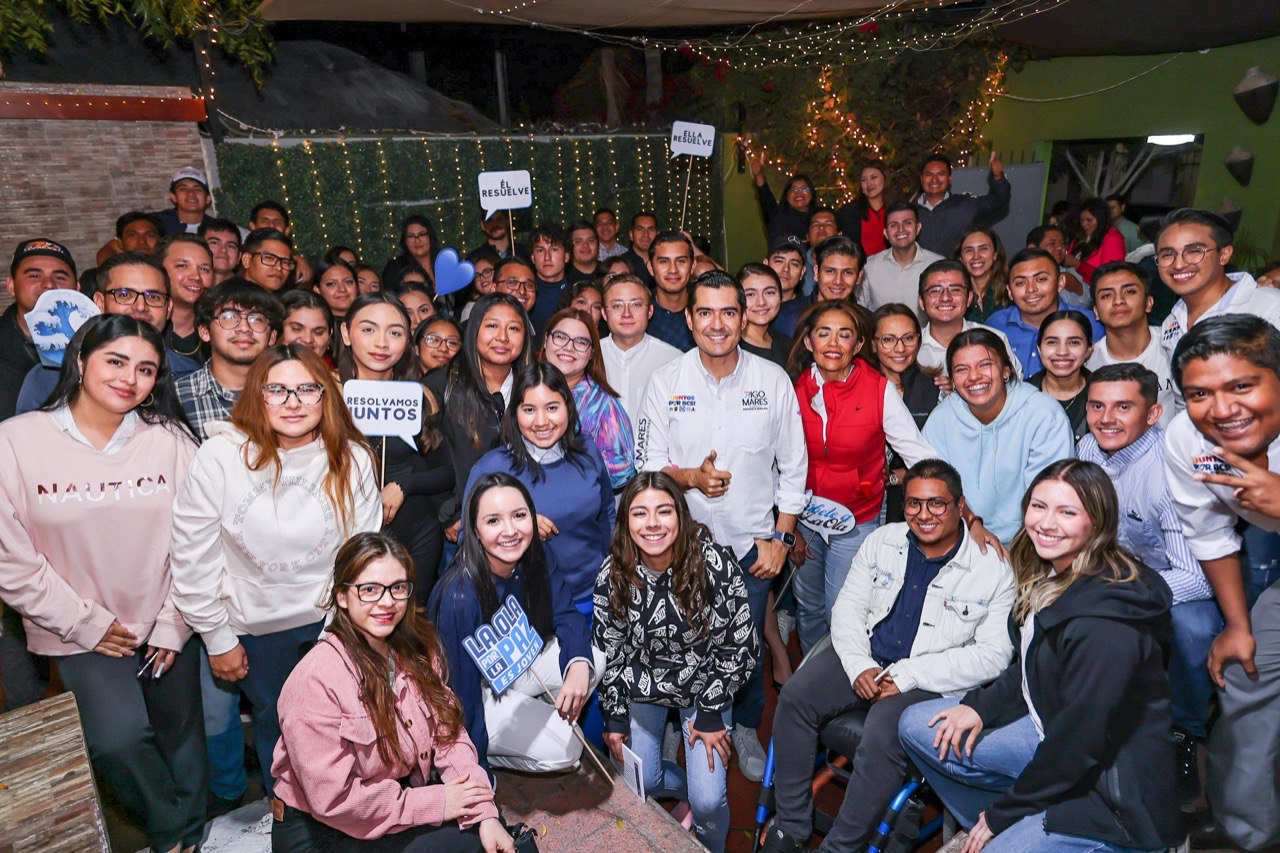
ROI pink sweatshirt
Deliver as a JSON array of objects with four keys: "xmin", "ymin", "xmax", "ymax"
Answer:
[
  {"xmin": 272, "ymin": 635, "xmax": 500, "ymax": 839},
  {"xmin": 0, "ymin": 410, "xmax": 197, "ymax": 656}
]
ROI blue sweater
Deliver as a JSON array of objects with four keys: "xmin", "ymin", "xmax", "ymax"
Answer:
[
  {"xmin": 923, "ymin": 381, "xmax": 1073, "ymax": 543},
  {"xmin": 428, "ymin": 553, "xmax": 593, "ymax": 771},
  {"xmin": 464, "ymin": 443, "xmax": 615, "ymax": 604}
]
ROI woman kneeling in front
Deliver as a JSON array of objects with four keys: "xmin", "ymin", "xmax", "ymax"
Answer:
[{"xmin": 272, "ymin": 532, "xmax": 513, "ymax": 852}]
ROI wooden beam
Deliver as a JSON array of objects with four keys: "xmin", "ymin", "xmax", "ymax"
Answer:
[{"xmin": 0, "ymin": 94, "xmax": 207, "ymax": 122}]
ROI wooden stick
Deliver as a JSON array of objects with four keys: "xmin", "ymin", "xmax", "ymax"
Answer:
[
  {"xmin": 679, "ymin": 155, "xmax": 694, "ymax": 232},
  {"xmin": 531, "ymin": 671, "xmax": 614, "ymax": 786},
  {"xmin": 508, "ymin": 208, "xmax": 515, "ymax": 252},
  {"xmin": 380, "ymin": 436, "xmax": 387, "ymax": 488}
]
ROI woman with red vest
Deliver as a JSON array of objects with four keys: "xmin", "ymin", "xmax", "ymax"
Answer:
[{"xmin": 786, "ymin": 301, "xmax": 936, "ymax": 652}]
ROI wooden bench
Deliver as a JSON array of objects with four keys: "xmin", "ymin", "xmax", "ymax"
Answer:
[{"xmin": 0, "ymin": 692, "xmax": 110, "ymax": 851}]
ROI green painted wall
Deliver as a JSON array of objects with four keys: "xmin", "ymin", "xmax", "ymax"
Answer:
[{"xmin": 985, "ymin": 37, "xmax": 1280, "ymax": 259}]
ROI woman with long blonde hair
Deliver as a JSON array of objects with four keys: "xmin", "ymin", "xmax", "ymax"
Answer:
[
  {"xmin": 899, "ymin": 460, "xmax": 1182, "ymax": 852},
  {"xmin": 272, "ymin": 532, "xmax": 513, "ymax": 852},
  {"xmin": 171, "ymin": 344, "xmax": 382, "ymax": 797}
]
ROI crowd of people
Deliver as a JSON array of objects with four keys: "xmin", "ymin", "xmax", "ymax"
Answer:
[{"xmin": 0, "ymin": 156, "xmax": 1278, "ymax": 853}]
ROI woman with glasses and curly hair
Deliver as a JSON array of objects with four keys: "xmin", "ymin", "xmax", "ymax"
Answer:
[
  {"xmin": 170, "ymin": 344, "xmax": 382, "ymax": 798},
  {"xmin": 272, "ymin": 532, "xmax": 513, "ymax": 853}
]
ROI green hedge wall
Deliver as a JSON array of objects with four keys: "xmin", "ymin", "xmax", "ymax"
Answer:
[{"xmin": 214, "ymin": 133, "xmax": 724, "ymax": 268}]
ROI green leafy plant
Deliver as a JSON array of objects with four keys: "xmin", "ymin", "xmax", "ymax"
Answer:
[{"xmin": 0, "ymin": 0, "xmax": 273, "ymax": 83}]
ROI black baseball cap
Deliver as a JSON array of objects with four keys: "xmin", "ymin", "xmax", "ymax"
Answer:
[
  {"xmin": 768, "ymin": 235, "xmax": 807, "ymax": 260},
  {"xmin": 10, "ymin": 238, "xmax": 77, "ymax": 279}
]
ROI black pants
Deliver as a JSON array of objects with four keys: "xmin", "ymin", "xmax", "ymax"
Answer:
[
  {"xmin": 1, "ymin": 606, "xmax": 48, "ymax": 710},
  {"xmin": 57, "ymin": 635, "xmax": 208, "ymax": 851},
  {"xmin": 272, "ymin": 803, "xmax": 485, "ymax": 852},
  {"xmin": 390, "ymin": 493, "xmax": 444, "ymax": 606},
  {"xmin": 771, "ymin": 642, "xmax": 939, "ymax": 850}
]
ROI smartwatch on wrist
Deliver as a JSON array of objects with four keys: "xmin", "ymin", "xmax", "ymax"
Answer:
[{"xmin": 771, "ymin": 530, "xmax": 797, "ymax": 548}]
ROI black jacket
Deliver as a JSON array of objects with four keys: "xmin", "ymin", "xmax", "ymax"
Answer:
[
  {"xmin": 913, "ymin": 173, "xmax": 1011, "ymax": 256},
  {"xmin": 0, "ymin": 306, "xmax": 39, "ymax": 422},
  {"xmin": 756, "ymin": 180, "xmax": 811, "ymax": 244},
  {"xmin": 963, "ymin": 567, "xmax": 1182, "ymax": 849}
]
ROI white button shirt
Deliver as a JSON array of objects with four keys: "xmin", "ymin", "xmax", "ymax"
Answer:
[
  {"xmin": 1086, "ymin": 327, "xmax": 1175, "ymax": 428},
  {"xmin": 1163, "ymin": 411, "xmax": 1280, "ymax": 562},
  {"xmin": 861, "ymin": 245, "xmax": 943, "ymax": 317},
  {"xmin": 601, "ymin": 334, "xmax": 683, "ymax": 427},
  {"xmin": 1160, "ymin": 273, "xmax": 1280, "ymax": 413},
  {"xmin": 635, "ymin": 348, "xmax": 808, "ymax": 559},
  {"xmin": 918, "ymin": 321, "xmax": 1024, "ymax": 379}
]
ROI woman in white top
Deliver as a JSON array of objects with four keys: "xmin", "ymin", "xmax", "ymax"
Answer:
[{"xmin": 171, "ymin": 343, "xmax": 381, "ymax": 795}]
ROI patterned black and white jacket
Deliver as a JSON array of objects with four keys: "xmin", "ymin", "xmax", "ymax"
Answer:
[{"xmin": 592, "ymin": 535, "xmax": 758, "ymax": 735}]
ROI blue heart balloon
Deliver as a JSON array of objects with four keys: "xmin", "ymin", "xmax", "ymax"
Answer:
[{"xmin": 433, "ymin": 248, "xmax": 475, "ymax": 296}]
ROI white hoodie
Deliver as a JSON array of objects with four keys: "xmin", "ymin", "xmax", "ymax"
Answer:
[{"xmin": 170, "ymin": 422, "xmax": 381, "ymax": 655}]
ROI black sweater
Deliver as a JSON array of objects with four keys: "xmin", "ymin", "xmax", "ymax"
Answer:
[{"xmin": 962, "ymin": 567, "xmax": 1183, "ymax": 849}]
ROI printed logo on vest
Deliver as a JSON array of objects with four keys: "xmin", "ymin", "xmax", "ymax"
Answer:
[{"xmin": 741, "ymin": 389, "xmax": 769, "ymax": 411}]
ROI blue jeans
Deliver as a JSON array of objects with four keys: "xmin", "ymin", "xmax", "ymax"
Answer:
[
  {"xmin": 986, "ymin": 813, "xmax": 1163, "ymax": 852},
  {"xmin": 200, "ymin": 650, "xmax": 248, "ymax": 800},
  {"xmin": 794, "ymin": 519, "xmax": 879, "ymax": 653},
  {"xmin": 1168, "ymin": 599, "xmax": 1223, "ymax": 738},
  {"xmin": 1242, "ymin": 523, "xmax": 1280, "ymax": 607},
  {"xmin": 898, "ymin": 697, "xmax": 1038, "ymax": 828},
  {"xmin": 733, "ymin": 545, "xmax": 769, "ymax": 730},
  {"xmin": 630, "ymin": 700, "xmax": 732, "ymax": 853},
  {"xmin": 237, "ymin": 620, "xmax": 323, "ymax": 795}
]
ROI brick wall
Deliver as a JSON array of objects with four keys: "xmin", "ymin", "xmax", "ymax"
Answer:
[{"xmin": 0, "ymin": 82, "xmax": 208, "ymax": 308}]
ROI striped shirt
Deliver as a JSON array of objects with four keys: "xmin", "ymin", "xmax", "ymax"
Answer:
[{"xmin": 1076, "ymin": 427, "xmax": 1213, "ymax": 603}]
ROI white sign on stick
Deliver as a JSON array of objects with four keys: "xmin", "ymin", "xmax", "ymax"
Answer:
[
  {"xmin": 477, "ymin": 170, "xmax": 533, "ymax": 218},
  {"xmin": 343, "ymin": 380, "xmax": 422, "ymax": 449},
  {"xmin": 670, "ymin": 121, "xmax": 716, "ymax": 158}
]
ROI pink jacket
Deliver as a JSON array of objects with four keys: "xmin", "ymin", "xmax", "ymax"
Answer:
[
  {"xmin": 1074, "ymin": 227, "xmax": 1126, "ymax": 284},
  {"xmin": 272, "ymin": 635, "xmax": 499, "ymax": 839}
]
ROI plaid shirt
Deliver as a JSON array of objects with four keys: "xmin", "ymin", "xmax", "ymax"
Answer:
[{"xmin": 175, "ymin": 364, "xmax": 239, "ymax": 442}]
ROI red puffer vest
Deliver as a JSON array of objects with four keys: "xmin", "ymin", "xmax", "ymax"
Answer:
[{"xmin": 794, "ymin": 359, "xmax": 887, "ymax": 523}]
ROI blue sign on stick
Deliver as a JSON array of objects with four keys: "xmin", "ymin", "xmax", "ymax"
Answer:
[{"xmin": 462, "ymin": 595, "xmax": 544, "ymax": 695}]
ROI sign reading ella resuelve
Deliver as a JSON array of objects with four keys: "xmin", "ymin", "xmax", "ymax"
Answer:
[
  {"xmin": 477, "ymin": 169, "xmax": 533, "ymax": 218},
  {"xmin": 463, "ymin": 595, "xmax": 544, "ymax": 695},
  {"xmin": 343, "ymin": 380, "xmax": 422, "ymax": 449},
  {"xmin": 670, "ymin": 121, "xmax": 716, "ymax": 158},
  {"xmin": 801, "ymin": 494, "xmax": 857, "ymax": 542}
]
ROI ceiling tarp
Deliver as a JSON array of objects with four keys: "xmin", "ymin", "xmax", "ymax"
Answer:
[
  {"xmin": 257, "ymin": 0, "xmax": 1280, "ymax": 56},
  {"xmin": 257, "ymin": 0, "xmax": 889, "ymax": 28}
]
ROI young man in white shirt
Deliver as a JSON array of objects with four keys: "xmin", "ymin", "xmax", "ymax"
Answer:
[
  {"xmin": 1085, "ymin": 261, "xmax": 1175, "ymax": 425},
  {"xmin": 1157, "ymin": 208, "xmax": 1280, "ymax": 370},
  {"xmin": 861, "ymin": 201, "xmax": 943, "ymax": 316},
  {"xmin": 599, "ymin": 273, "xmax": 681, "ymax": 425},
  {"xmin": 635, "ymin": 270, "xmax": 807, "ymax": 783},
  {"xmin": 1163, "ymin": 315, "xmax": 1280, "ymax": 851},
  {"xmin": 916, "ymin": 259, "xmax": 1022, "ymax": 378},
  {"xmin": 762, "ymin": 459, "xmax": 1014, "ymax": 853}
]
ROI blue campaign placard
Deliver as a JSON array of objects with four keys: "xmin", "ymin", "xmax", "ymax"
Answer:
[{"xmin": 461, "ymin": 595, "xmax": 544, "ymax": 695}]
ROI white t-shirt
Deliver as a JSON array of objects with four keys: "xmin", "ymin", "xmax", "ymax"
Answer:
[
  {"xmin": 918, "ymin": 320, "xmax": 1024, "ymax": 379},
  {"xmin": 1085, "ymin": 327, "xmax": 1175, "ymax": 428},
  {"xmin": 1163, "ymin": 411, "xmax": 1280, "ymax": 562}
]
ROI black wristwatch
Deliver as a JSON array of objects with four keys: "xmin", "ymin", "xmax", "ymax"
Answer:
[{"xmin": 771, "ymin": 530, "xmax": 797, "ymax": 548}]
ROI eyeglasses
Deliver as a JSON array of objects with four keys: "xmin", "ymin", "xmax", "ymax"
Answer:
[
  {"xmin": 607, "ymin": 299, "xmax": 646, "ymax": 312},
  {"xmin": 215, "ymin": 309, "xmax": 272, "ymax": 332},
  {"xmin": 548, "ymin": 329, "xmax": 591, "ymax": 352},
  {"xmin": 475, "ymin": 268, "xmax": 495, "ymax": 281},
  {"xmin": 405, "ymin": 232, "xmax": 431, "ymax": 243},
  {"xmin": 422, "ymin": 334, "xmax": 462, "ymax": 352},
  {"xmin": 904, "ymin": 497, "xmax": 955, "ymax": 515},
  {"xmin": 497, "ymin": 277, "xmax": 536, "ymax": 294},
  {"xmin": 105, "ymin": 287, "xmax": 169, "ymax": 308},
  {"xmin": 261, "ymin": 382, "xmax": 325, "ymax": 406},
  {"xmin": 343, "ymin": 581, "xmax": 414, "ymax": 603},
  {"xmin": 922, "ymin": 284, "xmax": 968, "ymax": 300},
  {"xmin": 251, "ymin": 251, "xmax": 297, "ymax": 270},
  {"xmin": 1155, "ymin": 244, "xmax": 1219, "ymax": 268},
  {"xmin": 875, "ymin": 332, "xmax": 921, "ymax": 349}
]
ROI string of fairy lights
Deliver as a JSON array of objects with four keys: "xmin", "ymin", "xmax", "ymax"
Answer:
[{"xmin": 229, "ymin": 134, "xmax": 718, "ymax": 263}]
